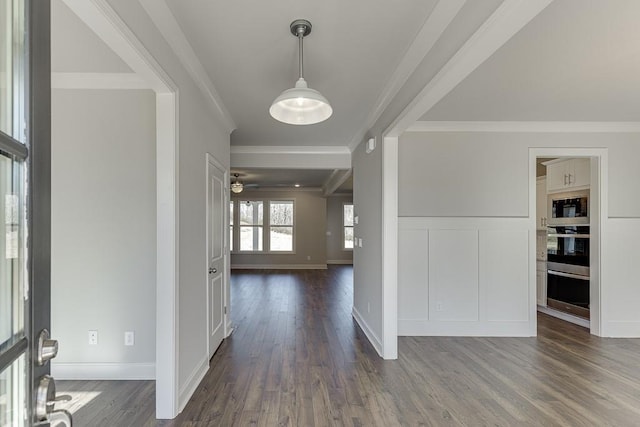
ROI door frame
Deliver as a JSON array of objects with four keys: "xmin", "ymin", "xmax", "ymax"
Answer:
[
  {"xmin": 205, "ymin": 153, "xmax": 230, "ymax": 357},
  {"xmin": 529, "ymin": 147, "xmax": 607, "ymax": 336}
]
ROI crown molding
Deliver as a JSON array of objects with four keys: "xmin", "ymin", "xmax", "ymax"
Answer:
[
  {"xmin": 322, "ymin": 169, "xmax": 352, "ymax": 196},
  {"xmin": 386, "ymin": 0, "xmax": 553, "ymax": 138},
  {"xmin": 52, "ymin": 72, "xmax": 151, "ymax": 90},
  {"xmin": 62, "ymin": 0, "xmax": 177, "ymax": 93},
  {"xmin": 139, "ymin": 0, "xmax": 236, "ymax": 133},
  {"xmin": 407, "ymin": 121, "xmax": 640, "ymax": 133},
  {"xmin": 347, "ymin": 0, "xmax": 466, "ymax": 152},
  {"xmin": 231, "ymin": 145, "xmax": 351, "ymax": 170},
  {"xmin": 231, "ymin": 145, "xmax": 350, "ymax": 155}
]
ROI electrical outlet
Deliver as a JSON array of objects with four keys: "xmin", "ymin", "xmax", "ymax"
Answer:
[
  {"xmin": 307, "ymin": 255, "xmax": 311, "ymax": 261},
  {"xmin": 88, "ymin": 330, "xmax": 98, "ymax": 345},
  {"xmin": 124, "ymin": 331, "xmax": 135, "ymax": 346},
  {"xmin": 367, "ymin": 302, "xmax": 370, "ymax": 313},
  {"xmin": 436, "ymin": 302, "xmax": 443, "ymax": 312}
]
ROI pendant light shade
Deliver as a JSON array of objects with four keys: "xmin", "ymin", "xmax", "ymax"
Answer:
[
  {"xmin": 270, "ymin": 78, "xmax": 332, "ymax": 125},
  {"xmin": 231, "ymin": 174, "xmax": 244, "ymax": 193},
  {"xmin": 270, "ymin": 20, "xmax": 332, "ymax": 125}
]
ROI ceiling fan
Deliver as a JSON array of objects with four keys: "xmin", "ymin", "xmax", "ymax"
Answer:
[{"xmin": 230, "ymin": 173, "xmax": 259, "ymax": 193}]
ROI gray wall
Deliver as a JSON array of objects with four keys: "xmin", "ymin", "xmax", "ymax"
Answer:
[
  {"xmin": 231, "ymin": 190, "xmax": 327, "ymax": 268},
  {"xmin": 51, "ymin": 89, "xmax": 156, "ymax": 373},
  {"xmin": 326, "ymin": 195, "xmax": 353, "ymax": 264},
  {"xmin": 398, "ymin": 132, "xmax": 640, "ymax": 218},
  {"xmin": 352, "ymin": 139, "xmax": 383, "ymax": 343}
]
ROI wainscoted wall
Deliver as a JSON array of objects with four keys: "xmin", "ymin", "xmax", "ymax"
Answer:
[
  {"xmin": 398, "ymin": 217, "xmax": 533, "ymax": 336},
  {"xmin": 398, "ymin": 131, "xmax": 640, "ymax": 338},
  {"xmin": 601, "ymin": 218, "xmax": 640, "ymax": 336}
]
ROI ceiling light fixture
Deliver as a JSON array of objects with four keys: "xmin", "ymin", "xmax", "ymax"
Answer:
[
  {"xmin": 269, "ymin": 19, "xmax": 332, "ymax": 125},
  {"xmin": 231, "ymin": 174, "xmax": 244, "ymax": 193}
]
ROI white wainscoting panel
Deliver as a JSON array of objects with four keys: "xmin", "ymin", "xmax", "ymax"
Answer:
[
  {"xmin": 398, "ymin": 229, "xmax": 429, "ymax": 320},
  {"xmin": 429, "ymin": 229, "xmax": 479, "ymax": 321},
  {"xmin": 601, "ymin": 218, "xmax": 640, "ymax": 337},
  {"xmin": 398, "ymin": 217, "xmax": 532, "ymax": 336},
  {"xmin": 480, "ymin": 229, "xmax": 529, "ymax": 322}
]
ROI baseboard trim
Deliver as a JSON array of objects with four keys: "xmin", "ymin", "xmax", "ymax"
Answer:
[
  {"xmin": 178, "ymin": 356, "xmax": 209, "ymax": 413},
  {"xmin": 327, "ymin": 259, "xmax": 353, "ymax": 265},
  {"xmin": 398, "ymin": 319, "xmax": 532, "ymax": 336},
  {"xmin": 51, "ymin": 362, "xmax": 155, "ymax": 380},
  {"xmin": 231, "ymin": 264, "xmax": 327, "ymax": 270},
  {"xmin": 352, "ymin": 307, "xmax": 383, "ymax": 357},
  {"xmin": 601, "ymin": 321, "xmax": 640, "ymax": 338},
  {"xmin": 537, "ymin": 306, "xmax": 590, "ymax": 329}
]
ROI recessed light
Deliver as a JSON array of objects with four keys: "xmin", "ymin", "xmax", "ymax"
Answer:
[{"xmin": 294, "ymin": 184, "xmax": 301, "ymax": 188}]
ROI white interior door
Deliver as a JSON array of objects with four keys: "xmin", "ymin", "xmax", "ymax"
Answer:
[{"xmin": 206, "ymin": 155, "xmax": 226, "ymax": 358}]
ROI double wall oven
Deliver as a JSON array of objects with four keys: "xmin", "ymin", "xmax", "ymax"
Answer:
[{"xmin": 546, "ymin": 190, "xmax": 590, "ymax": 319}]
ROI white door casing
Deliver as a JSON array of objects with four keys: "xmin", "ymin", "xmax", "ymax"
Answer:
[{"xmin": 206, "ymin": 154, "xmax": 227, "ymax": 358}]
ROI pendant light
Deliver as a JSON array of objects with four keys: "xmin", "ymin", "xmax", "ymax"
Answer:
[
  {"xmin": 231, "ymin": 174, "xmax": 244, "ymax": 193},
  {"xmin": 270, "ymin": 19, "xmax": 332, "ymax": 125}
]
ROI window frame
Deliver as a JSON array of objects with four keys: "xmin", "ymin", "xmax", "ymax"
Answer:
[
  {"xmin": 230, "ymin": 198, "xmax": 296, "ymax": 254},
  {"xmin": 237, "ymin": 200, "xmax": 264, "ymax": 253},
  {"xmin": 268, "ymin": 199, "xmax": 295, "ymax": 253},
  {"xmin": 343, "ymin": 202, "xmax": 354, "ymax": 251}
]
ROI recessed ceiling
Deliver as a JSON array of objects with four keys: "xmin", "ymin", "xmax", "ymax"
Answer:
[
  {"xmin": 231, "ymin": 168, "xmax": 346, "ymax": 190},
  {"xmin": 164, "ymin": 0, "xmax": 439, "ymax": 146},
  {"xmin": 422, "ymin": 0, "xmax": 640, "ymax": 121}
]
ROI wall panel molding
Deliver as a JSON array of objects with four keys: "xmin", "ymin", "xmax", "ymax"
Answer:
[{"xmin": 398, "ymin": 217, "xmax": 533, "ymax": 337}]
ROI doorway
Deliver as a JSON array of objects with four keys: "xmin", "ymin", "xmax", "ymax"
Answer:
[{"xmin": 530, "ymin": 148, "xmax": 606, "ymax": 336}]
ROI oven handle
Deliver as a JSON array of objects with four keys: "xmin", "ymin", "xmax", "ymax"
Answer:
[{"xmin": 548, "ymin": 270, "xmax": 590, "ymax": 281}]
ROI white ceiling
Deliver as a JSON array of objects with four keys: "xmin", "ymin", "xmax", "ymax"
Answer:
[
  {"xmin": 54, "ymin": 0, "xmax": 640, "ymax": 190},
  {"xmin": 164, "ymin": 0, "xmax": 439, "ymax": 146},
  {"xmin": 422, "ymin": 0, "xmax": 640, "ymax": 121},
  {"xmin": 52, "ymin": 0, "xmax": 132, "ymax": 73}
]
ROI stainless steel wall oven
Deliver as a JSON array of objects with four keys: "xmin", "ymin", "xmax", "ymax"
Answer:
[{"xmin": 546, "ymin": 191, "xmax": 590, "ymax": 320}]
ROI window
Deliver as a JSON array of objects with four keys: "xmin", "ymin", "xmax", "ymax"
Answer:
[
  {"xmin": 343, "ymin": 203, "xmax": 354, "ymax": 249},
  {"xmin": 231, "ymin": 199, "xmax": 295, "ymax": 253},
  {"xmin": 239, "ymin": 200, "xmax": 263, "ymax": 251},
  {"xmin": 269, "ymin": 201, "xmax": 294, "ymax": 251},
  {"xmin": 229, "ymin": 201, "xmax": 234, "ymax": 251}
]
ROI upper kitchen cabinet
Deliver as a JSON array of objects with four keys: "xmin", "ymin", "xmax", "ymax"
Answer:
[
  {"xmin": 536, "ymin": 176, "xmax": 547, "ymax": 229},
  {"xmin": 545, "ymin": 158, "xmax": 590, "ymax": 193}
]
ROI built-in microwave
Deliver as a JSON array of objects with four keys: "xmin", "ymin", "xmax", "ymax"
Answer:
[{"xmin": 547, "ymin": 190, "xmax": 589, "ymax": 225}]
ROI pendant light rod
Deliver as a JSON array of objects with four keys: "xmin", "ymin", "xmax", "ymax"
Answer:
[
  {"xmin": 298, "ymin": 27, "xmax": 304, "ymax": 79},
  {"xmin": 290, "ymin": 19, "xmax": 311, "ymax": 80}
]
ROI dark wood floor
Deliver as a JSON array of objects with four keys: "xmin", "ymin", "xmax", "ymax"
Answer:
[{"xmin": 58, "ymin": 266, "xmax": 640, "ymax": 426}]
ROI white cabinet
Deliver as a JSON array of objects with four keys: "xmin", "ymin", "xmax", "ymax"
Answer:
[
  {"xmin": 536, "ymin": 261, "xmax": 547, "ymax": 307},
  {"xmin": 536, "ymin": 177, "xmax": 547, "ymax": 229},
  {"xmin": 546, "ymin": 158, "xmax": 590, "ymax": 193}
]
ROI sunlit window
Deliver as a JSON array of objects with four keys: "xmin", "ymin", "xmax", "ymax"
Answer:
[
  {"xmin": 343, "ymin": 203, "xmax": 354, "ymax": 250},
  {"xmin": 269, "ymin": 201, "xmax": 294, "ymax": 251},
  {"xmin": 239, "ymin": 201, "xmax": 263, "ymax": 251},
  {"xmin": 229, "ymin": 201, "xmax": 234, "ymax": 251}
]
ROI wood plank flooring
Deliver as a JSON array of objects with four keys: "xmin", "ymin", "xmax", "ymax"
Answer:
[{"xmin": 57, "ymin": 266, "xmax": 640, "ymax": 426}]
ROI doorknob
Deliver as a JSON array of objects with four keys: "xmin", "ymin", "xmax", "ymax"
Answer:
[
  {"xmin": 209, "ymin": 267, "xmax": 217, "ymax": 274},
  {"xmin": 35, "ymin": 375, "xmax": 73, "ymax": 426},
  {"xmin": 37, "ymin": 329, "xmax": 58, "ymax": 366}
]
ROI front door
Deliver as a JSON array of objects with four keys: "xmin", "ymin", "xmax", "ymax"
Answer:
[
  {"xmin": 0, "ymin": 2, "xmax": 68, "ymax": 426},
  {"xmin": 206, "ymin": 155, "xmax": 226, "ymax": 359}
]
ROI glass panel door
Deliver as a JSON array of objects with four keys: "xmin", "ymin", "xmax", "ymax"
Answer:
[
  {"xmin": 0, "ymin": 152, "xmax": 26, "ymax": 427},
  {"xmin": 0, "ymin": 0, "xmax": 28, "ymax": 425}
]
